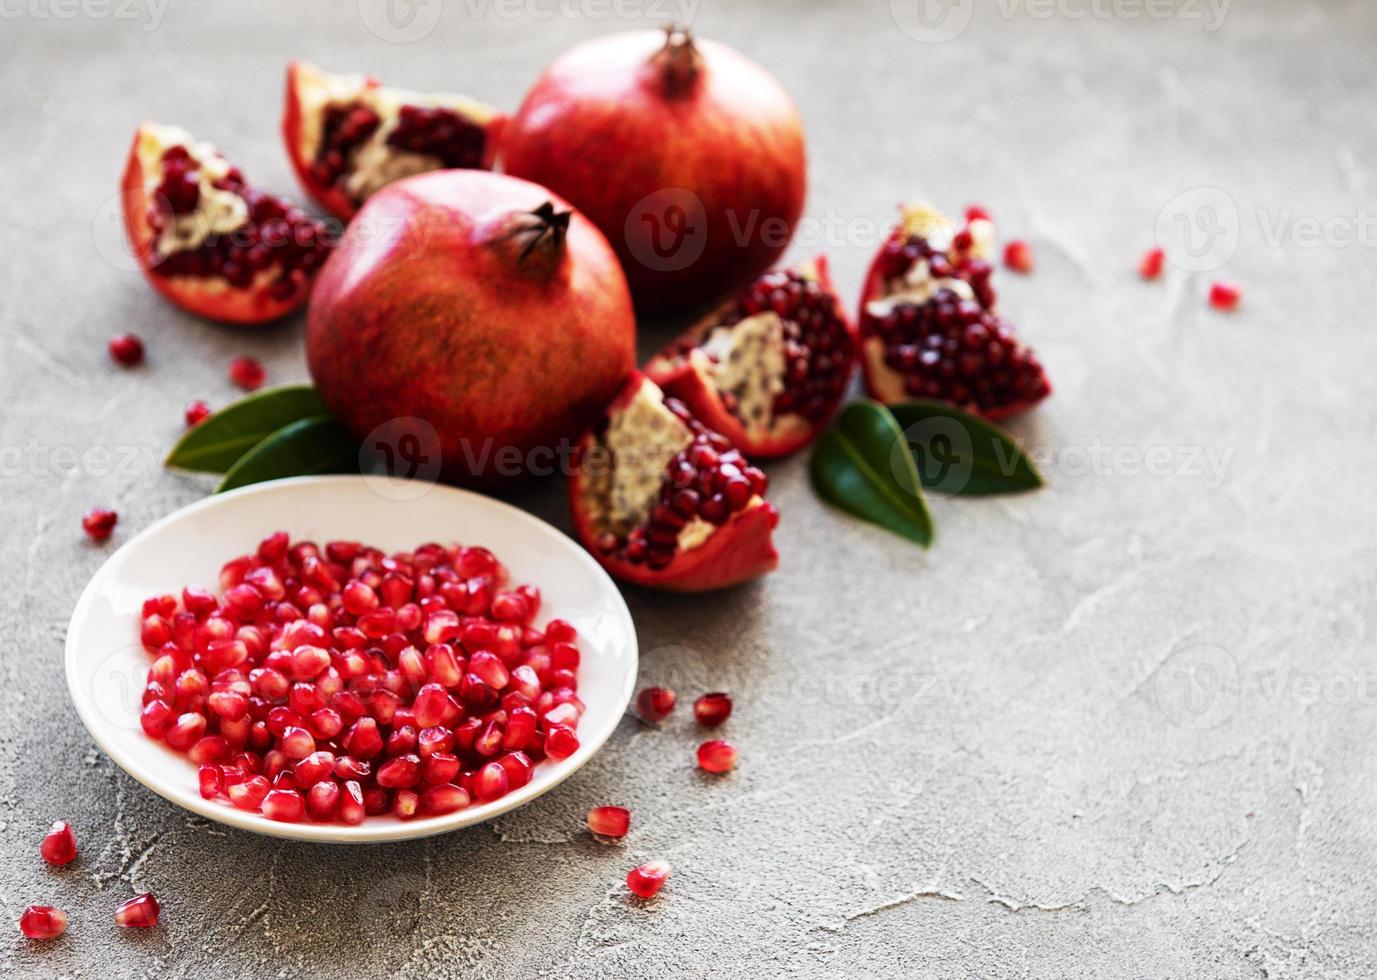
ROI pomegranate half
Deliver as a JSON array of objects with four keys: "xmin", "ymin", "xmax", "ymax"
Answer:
[
  {"xmin": 569, "ymin": 374, "xmax": 779, "ymax": 592},
  {"xmin": 307, "ymin": 170, "xmax": 636, "ymax": 485},
  {"xmin": 283, "ymin": 61, "xmax": 506, "ymax": 221},
  {"xmin": 858, "ymin": 203, "xmax": 1051, "ymax": 419},
  {"xmin": 644, "ymin": 258, "xmax": 856, "ymax": 459},
  {"xmin": 121, "ymin": 123, "xmax": 333, "ymax": 324},
  {"xmin": 502, "ymin": 27, "xmax": 806, "ymax": 314}
]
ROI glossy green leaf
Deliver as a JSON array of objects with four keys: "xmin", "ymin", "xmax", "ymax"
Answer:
[
  {"xmin": 887, "ymin": 400, "xmax": 1044, "ymax": 496},
  {"xmin": 166, "ymin": 384, "xmax": 329, "ymax": 473},
  {"xmin": 216, "ymin": 416, "xmax": 359, "ymax": 493},
  {"xmin": 809, "ymin": 400, "xmax": 933, "ymax": 547}
]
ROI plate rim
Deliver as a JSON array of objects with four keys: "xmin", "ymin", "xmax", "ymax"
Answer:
[{"xmin": 64, "ymin": 474, "xmax": 638, "ymax": 844}]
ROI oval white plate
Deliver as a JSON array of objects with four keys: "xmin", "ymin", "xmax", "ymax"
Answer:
[{"xmin": 66, "ymin": 475, "xmax": 637, "ymax": 843}]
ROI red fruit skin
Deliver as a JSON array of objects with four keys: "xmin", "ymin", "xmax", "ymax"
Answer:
[
  {"xmin": 281, "ymin": 61, "xmax": 507, "ymax": 222},
  {"xmin": 119, "ymin": 124, "xmax": 309, "ymax": 325},
  {"xmin": 502, "ymin": 30, "xmax": 806, "ymax": 314},
  {"xmin": 644, "ymin": 256, "xmax": 857, "ymax": 459},
  {"xmin": 307, "ymin": 170, "xmax": 636, "ymax": 486},
  {"xmin": 567, "ymin": 374, "xmax": 780, "ymax": 592}
]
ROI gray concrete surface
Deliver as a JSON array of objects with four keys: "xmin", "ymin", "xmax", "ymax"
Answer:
[{"xmin": 3, "ymin": 0, "xmax": 1376, "ymax": 976}]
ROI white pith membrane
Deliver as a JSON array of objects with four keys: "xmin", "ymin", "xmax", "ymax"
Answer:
[
  {"xmin": 693, "ymin": 311, "xmax": 787, "ymax": 439},
  {"xmin": 136, "ymin": 124, "xmax": 248, "ymax": 259},
  {"xmin": 584, "ymin": 381, "xmax": 719, "ymax": 555},
  {"xmin": 293, "ymin": 63, "xmax": 500, "ymax": 203},
  {"xmin": 862, "ymin": 203, "xmax": 997, "ymax": 403}
]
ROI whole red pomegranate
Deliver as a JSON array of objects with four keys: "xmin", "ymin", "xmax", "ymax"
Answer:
[
  {"xmin": 307, "ymin": 170, "xmax": 636, "ymax": 485},
  {"xmin": 502, "ymin": 27, "xmax": 806, "ymax": 314}
]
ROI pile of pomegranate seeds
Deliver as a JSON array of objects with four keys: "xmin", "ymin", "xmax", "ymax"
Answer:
[
  {"xmin": 19, "ymin": 905, "xmax": 67, "ymax": 940},
  {"xmin": 108, "ymin": 332, "xmax": 145, "ymax": 366},
  {"xmin": 82, "ymin": 508, "xmax": 118, "ymax": 542},
  {"xmin": 137, "ymin": 532, "xmax": 584, "ymax": 824},
  {"xmin": 228, "ymin": 356, "xmax": 265, "ymax": 391}
]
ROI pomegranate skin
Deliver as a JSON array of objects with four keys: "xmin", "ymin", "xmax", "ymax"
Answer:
[
  {"xmin": 307, "ymin": 170, "xmax": 636, "ymax": 485},
  {"xmin": 502, "ymin": 29, "xmax": 806, "ymax": 314}
]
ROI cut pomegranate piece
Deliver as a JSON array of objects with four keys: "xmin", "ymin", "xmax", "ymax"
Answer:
[
  {"xmin": 858, "ymin": 202, "xmax": 1051, "ymax": 420},
  {"xmin": 588, "ymin": 805, "xmax": 631, "ymax": 838},
  {"xmin": 114, "ymin": 892, "xmax": 160, "ymax": 928},
  {"xmin": 692, "ymin": 692, "xmax": 732, "ymax": 727},
  {"xmin": 82, "ymin": 508, "xmax": 118, "ymax": 542},
  {"xmin": 120, "ymin": 123, "xmax": 332, "ymax": 324},
  {"xmin": 635, "ymin": 686, "xmax": 677, "ymax": 723},
  {"xmin": 1209, "ymin": 281, "xmax": 1241, "ymax": 311},
  {"xmin": 569, "ymin": 374, "xmax": 779, "ymax": 592},
  {"xmin": 644, "ymin": 258, "xmax": 856, "ymax": 458},
  {"xmin": 1139, "ymin": 247, "xmax": 1165, "ymax": 281},
  {"xmin": 626, "ymin": 860, "xmax": 671, "ymax": 899},
  {"xmin": 19, "ymin": 905, "xmax": 67, "ymax": 940},
  {"xmin": 108, "ymin": 332, "xmax": 145, "ymax": 366},
  {"xmin": 282, "ymin": 61, "xmax": 506, "ymax": 220},
  {"xmin": 40, "ymin": 821, "xmax": 77, "ymax": 866}
]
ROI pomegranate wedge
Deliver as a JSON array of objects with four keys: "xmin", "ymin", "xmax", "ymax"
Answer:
[
  {"xmin": 645, "ymin": 258, "xmax": 857, "ymax": 459},
  {"xmin": 283, "ymin": 60, "xmax": 506, "ymax": 220},
  {"xmin": 121, "ymin": 123, "xmax": 332, "ymax": 324},
  {"xmin": 858, "ymin": 203, "xmax": 1051, "ymax": 419},
  {"xmin": 569, "ymin": 374, "xmax": 779, "ymax": 592}
]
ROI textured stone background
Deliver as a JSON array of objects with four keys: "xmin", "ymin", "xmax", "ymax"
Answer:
[{"xmin": 3, "ymin": 0, "xmax": 1375, "ymax": 976}]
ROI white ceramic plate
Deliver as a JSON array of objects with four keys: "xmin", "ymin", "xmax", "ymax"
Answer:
[{"xmin": 65, "ymin": 475, "xmax": 637, "ymax": 843}]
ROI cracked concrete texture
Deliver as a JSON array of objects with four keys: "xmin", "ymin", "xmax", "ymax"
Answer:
[{"xmin": 2, "ymin": 0, "xmax": 1375, "ymax": 976}]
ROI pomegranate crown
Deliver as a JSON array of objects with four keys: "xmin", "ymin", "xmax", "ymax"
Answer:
[
  {"xmin": 492, "ymin": 201, "xmax": 572, "ymax": 267},
  {"xmin": 651, "ymin": 24, "xmax": 703, "ymax": 95}
]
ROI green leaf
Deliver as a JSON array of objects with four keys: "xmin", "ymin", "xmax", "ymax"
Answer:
[
  {"xmin": 809, "ymin": 400, "xmax": 933, "ymax": 547},
  {"xmin": 887, "ymin": 400, "xmax": 1044, "ymax": 496},
  {"xmin": 166, "ymin": 384, "xmax": 330, "ymax": 473},
  {"xmin": 216, "ymin": 416, "xmax": 359, "ymax": 493}
]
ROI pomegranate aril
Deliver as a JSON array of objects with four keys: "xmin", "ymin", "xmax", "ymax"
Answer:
[
  {"xmin": 164, "ymin": 712, "xmax": 207, "ymax": 751},
  {"xmin": 393, "ymin": 789, "xmax": 420, "ymax": 820},
  {"xmin": 228, "ymin": 775, "xmax": 270, "ymax": 810},
  {"xmin": 377, "ymin": 753, "xmax": 421, "ymax": 788},
  {"xmin": 114, "ymin": 893, "xmax": 160, "ymax": 928},
  {"xmin": 588, "ymin": 805, "xmax": 630, "ymax": 839},
  {"xmin": 626, "ymin": 860, "xmax": 671, "ymax": 899},
  {"xmin": 497, "ymin": 751, "xmax": 533, "ymax": 790},
  {"xmin": 339, "ymin": 780, "xmax": 366, "ymax": 824},
  {"xmin": 1209, "ymin": 281, "xmax": 1241, "ymax": 311},
  {"xmin": 108, "ymin": 332, "xmax": 145, "ymax": 366},
  {"xmin": 635, "ymin": 686, "xmax": 676, "ymax": 723},
  {"xmin": 184, "ymin": 399, "xmax": 212, "ymax": 427},
  {"xmin": 82, "ymin": 507, "xmax": 118, "ymax": 542},
  {"xmin": 262, "ymin": 788, "xmax": 306, "ymax": 822},
  {"xmin": 473, "ymin": 761, "xmax": 509, "ymax": 802},
  {"xmin": 19, "ymin": 905, "xmax": 68, "ymax": 940},
  {"xmin": 1003, "ymin": 239, "xmax": 1034, "ymax": 273},
  {"xmin": 228, "ymin": 356, "xmax": 266, "ymax": 391},
  {"xmin": 306, "ymin": 779, "xmax": 340, "ymax": 821},
  {"xmin": 1139, "ymin": 247, "xmax": 1165, "ymax": 280},
  {"xmin": 420, "ymin": 783, "xmax": 470, "ymax": 815},
  {"xmin": 693, "ymin": 692, "xmax": 732, "ymax": 726},
  {"xmin": 544, "ymin": 725, "xmax": 579, "ymax": 760},
  {"xmin": 40, "ymin": 821, "xmax": 78, "ymax": 865},
  {"xmin": 697, "ymin": 739, "xmax": 738, "ymax": 773},
  {"xmin": 198, "ymin": 765, "xmax": 223, "ymax": 799}
]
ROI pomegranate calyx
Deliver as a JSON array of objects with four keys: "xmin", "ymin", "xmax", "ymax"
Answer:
[
  {"xmin": 652, "ymin": 25, "xmax": 703, "ymax": 95},
  {"xmin": 491, "ymin": 201, "xmax": 572, "ymax": 270}
]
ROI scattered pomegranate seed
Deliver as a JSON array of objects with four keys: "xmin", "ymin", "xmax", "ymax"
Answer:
[
  {"xmin": 965, "ymin": 205, "xmax": 991, "ymax": 223},
  {"xmin": 635, "ymin": 686, "xmax": 676, "ymax": 723},
  {"xmin": 1003, "ymin": 239, "xmax": 1034, "ymax": 274},
  {"xmin": 693, "ymin": 692, "xmax": 732, "ymax": 727},
  {"xmin": 39, "ymin": 821, "xmax": 77, "ymax": 866},
  {"xmin": 588, "ymin": 805, "xmax": 631, "ymax": 839},
  {"xmin": 697, "ymin": 739, "xmax": 738, "ymax": 773},
  {"xmin": 1209, "ymin": 281, "xmax": 1241, "ymax": 311},
  {"xmin": 1138, "ymin": 247, "xmax": 1165, "ymax": 281},
  {"xmin": 82, "ymin": 507, "xmax": 118, "ymax": 542},
  {"xmin": 108, "ymin": 332, "xmax": 145, "ymax": 366},
  {"xmin": 113, "ymin": 892, "xmax": 160, "ymax": 929},
  {"xmin": 228, "ymin": 355, "xmax": 266, "ymax": 391},
  {"xmin": 626, "ymin": 860, "xmax": 671, "ymax": 899},
  {"xmin": 19, "ymin": 905, "xmax": 68, "ymax": 940},
  {"xmin": 184, "ymin": 399, "xmax": 212, "ymax": 427}
]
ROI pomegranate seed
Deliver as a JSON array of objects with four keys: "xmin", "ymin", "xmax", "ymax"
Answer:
[
  {"xmin": 965, "ymin": 205, "xmax": 991, "ymax": 223},
  {"xmin": 108, "ymin": 332, "xmax": 144, "ymax": 366},
  {"xmin": 82, "ymin": 507, "xmax": 118, "ymax": 542},
  {"xmin": 693, "ymin": 692, "xmax": 732, "ymax": 727},
  {"xmin": 588, "ymin": 806, "xmax": 630, "ymax": 838},
  {"xmin": 262, "ymin": 788, "xmax": 305, "ymax": 822},
  {"xmin": 1209, "ymin": 281, "xmax": 1241, "ymax": 311},
  {"xmin": 393, "ymin": 789, "xmax": 420, "ymax": 819},
  {"xmin": 1139, "ymin": 247, "xmax": 1165, "ymax": 281},
  {"xmin": 377, "ymin": 754, "xmax": 421, "ymax": 788},
  {"xmin": 198, "ymin": 765, "xmax": 222, "ymax": 799},
  {"xmin": 497, "ymin": 751, "xmax": 533, "ymax": 790},
  {"xmin": 306, "ymin": 779, "xmax": 340, "ymax": 821},
  {"xmin": 113, "ymin": 893, "xmax": 160, "ymax": 928},
  {"xmin": 1003, "ymin": 239, "xmax": 1034, "ymax": 274},
  {"xmin": 184, "ymin": 399, "xmax": 212, "ymax": 427},
  {"xmin": 635, "ymin": 686, "xmax": 676, "ymax": 723},
  {"xmin": 228, "ymin": 775, "xmax": 270, "ymax": 810},
  {"xmin": 626, "ymin": 860, "xmax": 671, "ymax": 899},
  {"xmin": 697, "ymin": 739, "xmax": 738, "ymax": 773},
  {"xmin": 39, "ymin": 821, "xmax": 77, "ymax": 865},
  {"xmin": 19, "ymin": 905, "xmax": 68, "ymax": 940},
  {"xmin": 473, "ymin": 761, "xmax": 509, "ymax": 802},
  {"xmin": 339, "ymin": 780, "xmax": 366, "ymax": 824},
  {"xmin": 420, "ymin": 783, "xmax": 469, "ymax": 815},
  {"xmin": 228, "ymin": 355, "xmax": 266, "ymax": 390},
  {"xmin": 544, "ymin": 725, "xmax": 579, "ymax": 760}
]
